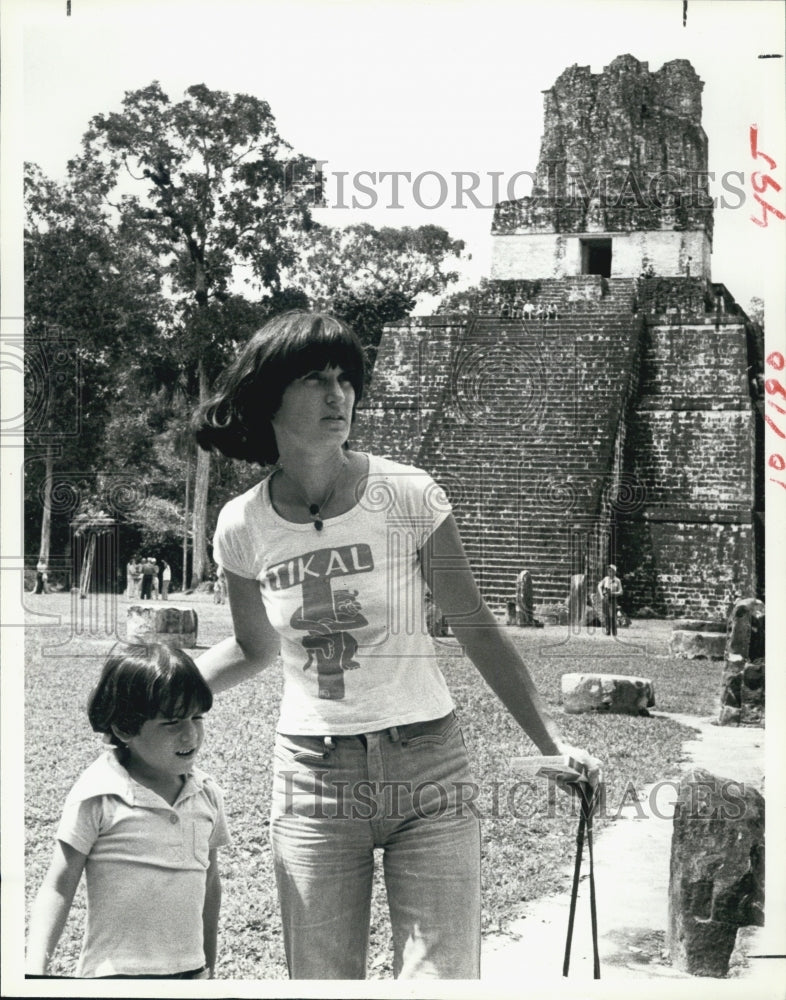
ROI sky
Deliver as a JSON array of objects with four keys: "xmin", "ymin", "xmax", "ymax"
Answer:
[{"xmin": 5, "ymin": 0, "xmax": 786, "ymax": 311}]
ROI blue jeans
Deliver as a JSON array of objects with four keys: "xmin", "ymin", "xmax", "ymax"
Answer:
[{"xmin": 270, "ymin": 711, "xmax": 481, "ymax": 979}]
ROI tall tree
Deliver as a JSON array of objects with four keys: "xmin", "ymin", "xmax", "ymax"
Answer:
[
  {"xmin": 24, "ymin": 163, "xmax": 167, "ymax": 578},
  {"xmin": 70, "ymin": 82, "xmax": 321, "ymax": 585},
  {"xmin": 289, "ymin": 223, "xmax": 465, "ymax": 364}
]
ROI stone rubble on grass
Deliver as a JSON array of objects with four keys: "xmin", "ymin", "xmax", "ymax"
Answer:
[
  {"xmin": 561, "ymin": 672, "xmax": 655, "ymax": 715},
  {"xmin": 669, "ymin": 627, "xmax": 726, "ymax": 660},
  {"xmin": 126, "ymin": 605, "xmax": 198, "ymax": 649}
]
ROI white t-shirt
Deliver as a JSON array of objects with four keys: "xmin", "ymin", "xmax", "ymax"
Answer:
[
  {"xmin": 56, "ymin": 749, "xmax": 230, "ymax": 978},
  {"xmin": 213, "ymin": 454, "xmax": 456, "ymax": 734},
  {"xmin": 599, "ymin": 575, "xmax": 623, "ymax": 596}
]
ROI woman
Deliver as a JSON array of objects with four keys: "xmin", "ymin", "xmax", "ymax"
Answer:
[{"xmin": 193, "ymin": 311, "xmax": 600, "ymax": 980}]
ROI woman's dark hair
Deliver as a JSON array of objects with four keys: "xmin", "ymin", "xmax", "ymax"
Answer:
[
  {"xmin": 88, "ymin": 643, "xmax": 213, "ymax": 746},
  {"xmin": 193, "ymin": 311, "xmax": 366, "ymax": 465}
]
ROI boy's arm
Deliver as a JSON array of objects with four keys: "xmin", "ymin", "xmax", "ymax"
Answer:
[
  {"xmin": 26, "ymin": 840, "xmax": 87, "ymax": 975},
  {"xmin": 202, "ymin": 849, "xmax": 221, "ymax": 978}
]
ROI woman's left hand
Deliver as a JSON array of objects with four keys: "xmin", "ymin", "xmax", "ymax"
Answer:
[{"xmin": 557, "ymin": 743, "xmax": 604, "ymax": 788}]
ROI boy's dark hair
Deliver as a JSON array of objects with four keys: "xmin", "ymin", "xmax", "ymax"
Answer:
[
  {"xmin": 88, "ymin": 643, "xmax": 213, "ymax": 746},
  {"xmin": 192, "ymin": 310, "xmax": 366, "ymax": 466}
]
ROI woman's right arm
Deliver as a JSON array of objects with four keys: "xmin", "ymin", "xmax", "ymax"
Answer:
[
  {"xmin": 196, "ymin": 570, "xmax": 281, "ymax": 694},
  {"xmin": 26, "ymin": 840, "xmax": 87, "ymax": 975}
]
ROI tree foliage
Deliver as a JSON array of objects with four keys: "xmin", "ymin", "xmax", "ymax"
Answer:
[
  {"xmin": 70, "ymin": 81, "xmax": 321, "ymax": 584},
  {"xmin": 25, "ymin": 83, "xmax": 468, "ymax": 589},
  {"xmin": 289, "ymin": 222, "xmax": 465, "ymax": 363},
  {"xmin": 24, "ymin": 164, "xmax": 169, "ymax": 577},
  {"xmin": 71, "ymin": 81, "xmax": 320, "ymax": 314}
]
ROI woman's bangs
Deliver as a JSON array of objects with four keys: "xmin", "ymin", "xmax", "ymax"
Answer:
[{"xmin": 277, "ymin": 330, "xmax": 364, "ymax": 396}]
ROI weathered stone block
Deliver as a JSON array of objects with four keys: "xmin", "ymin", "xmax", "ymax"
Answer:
[
  {"xmin": 670, "ymin": 630, "xmax": 726, "ymax": 660},
  {"xmin": 720, "ymin": 598, "xmax": 765, "ymax": 727},
  {"xmin": 536, "ymin": 603, "xmax": 568, "ymax": 626},
  {"xmin": 126, "ymin": 605, "xmax": 198, "ymax": 649},
  {"xmin": 726, "ymin": 598, "xmax": 765, "ymax": 661},
  {"xmin": 561, "ymin": 673, "xmax": 655, "ymax": 715},
  {"xmin": 515, "ymin": 569, "xmax": 536, "ymax": 626},
  {"xmin": 668, "ymin": 768, "xmax": 764, "ymax": 977}
]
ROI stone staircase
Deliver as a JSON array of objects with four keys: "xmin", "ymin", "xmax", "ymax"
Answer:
[{"xmin": 355, "ymin": 278, "xmax": 643, "ymax": 612}]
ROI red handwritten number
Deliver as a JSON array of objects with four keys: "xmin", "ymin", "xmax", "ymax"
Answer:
[
  {"xmin": 750, "ymin": 125, "xmax": 776, "ymax": 170},
  {"xmin": 752, "ymin": 195, "xmax": 786, "ymax": 228},
  {"xmin": 749, "ymin": 125, "xmax": 784, "ymax": 227},
  {"xmin": 752, "ymin": 172, "xmax": 782, "ymax": 196},
  {"xmin": 766, "ymin": 352, "xmax": 785, "ymax": 371},
  {"xmin": 765, "ymin": 379, "xmax": 786, "ymax": 420},
  {"xmin": 765, "ymin": 415, "xmax": 786, "ymax": 438},
  {"xmin": 765, "ymin": 378, "xmax": 786, "ymax": 400},
  {"xmin": 766, "ymin": 355, "xmax": 786, "ymax": 483}
]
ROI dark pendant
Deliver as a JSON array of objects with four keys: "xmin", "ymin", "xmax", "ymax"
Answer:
[
  {"xmin": 309, "ymin": 504, "xmax": 320, "ymax": 516},
  {"xmin": 314, "ymin": 520, "xmax": 323, "ymax": 531}
]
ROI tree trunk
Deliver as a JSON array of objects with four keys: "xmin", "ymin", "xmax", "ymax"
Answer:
[
  {"xmin": 79, "ymin": 532, "xmax": 97, "ymax": 598},
  {"xmin": 190, "ymin": 356, "xmax": 211, "ymax": 588},
  {"xmin": 37, "ymin": 437, "xmax": 54, "ymax": 569},
  {"xmin": 183, "ymin": 448, "xmax": 190, "ymax": 591}
]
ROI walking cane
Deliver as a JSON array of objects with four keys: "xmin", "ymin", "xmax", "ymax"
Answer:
[{"xmin": 511, "ymin": 755, "xmax": 601, "ymax": 979}]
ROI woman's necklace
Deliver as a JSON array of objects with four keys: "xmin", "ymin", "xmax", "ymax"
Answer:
[{"xmin": 277, "ymin": 456, "xmax": 347, "ymax": 531}]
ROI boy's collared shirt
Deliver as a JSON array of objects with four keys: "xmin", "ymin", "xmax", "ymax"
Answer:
[{"xmin": 56, "ymin": 749, "xmax": 230, "ymax": 978}]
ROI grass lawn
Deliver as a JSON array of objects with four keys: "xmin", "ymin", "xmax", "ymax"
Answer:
[{"xmin": 22, "ymin": 592, "xmax": 722, "ymax": 979}]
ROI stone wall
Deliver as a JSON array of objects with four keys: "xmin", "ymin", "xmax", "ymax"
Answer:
[
  {"xmin": 355, "ymin": 279, "xmax": 642, "ymax": 610},
  {"xmin": 534, "ymin": 56, "xmax": 708, "ymax": 199},
  {"xmin": 627, "ymin": 411, "xmax": 753, "ymax": 508},
  {"xmin": 619, "ymin": 520, "xmax": 756, "ymax": 618},
  {"xmin": 491, "ymin": 54, "xmax": 714, "ymax": 283},
  {"xmin": 619, "ymin": 315, "xmax": 758, "ymax": 616},
  {"xmin": 491, "ymin": 230, "xmax": 711, "ymax": 281}
]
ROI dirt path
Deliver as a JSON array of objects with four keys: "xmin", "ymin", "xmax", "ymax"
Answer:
[{"xmin": 480, "ymin": 713, "xmax": 777, "ymax": 992}]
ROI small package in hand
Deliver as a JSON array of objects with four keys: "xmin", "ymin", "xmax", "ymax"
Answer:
[{"xmin": 509, "ymin": 754, "xmax": 588, "ymax": 782}]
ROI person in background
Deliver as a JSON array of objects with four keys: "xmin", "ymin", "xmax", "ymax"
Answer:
[
  {"xmin": 131, "ymin": 557, "xmax": 144, "ymax": 600},
  {"xmin": 151, "ymin": 560, "xmax": 160, "ymax": 600},
  {"xmin": 192, "ymin": 310, "xmax": 601, "ymax": 981},
  {"xmin": 35, "ymin": 559, "xmax": 51, "ymax": 595},
  {"xmin": 597, "ymin": 563, "xmax": 623, "ymax": 636},
  {"xmin": 161, "ymin": 560, "xmax": 172, "ymax": 600},
  {"xmin": 25, "ymin": 643, "xmax": 229, "ymax": 979},
  {"xmin": 212, "ymin": 567, "xmax": 226, "ymax": 606},
  {"xmin": 140, "ymin": 558, "xmax": 155, "ymax": 601}
]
